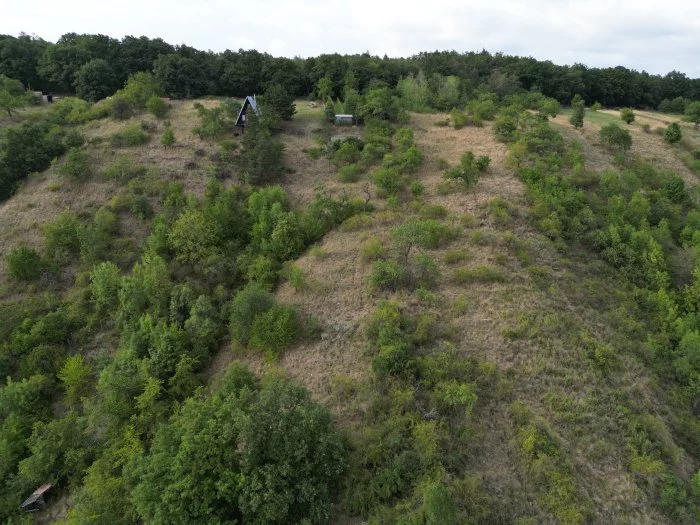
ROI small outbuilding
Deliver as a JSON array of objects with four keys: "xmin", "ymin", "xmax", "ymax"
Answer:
[
  {"xmin": 334, "ymin": 114, "xmax": 354, "ymax": 125},
  {"xmin": 20, "ymin": 483, "xmax": 52, "ymax": 512},
  {"xmin": 235, "ymin": 95, "xmax": 260, "ymax": 127}
]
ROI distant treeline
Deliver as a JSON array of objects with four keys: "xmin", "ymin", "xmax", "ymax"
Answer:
[{"xmin": 1, "ymin": 32, "xmax": 699, "ymax": 108}]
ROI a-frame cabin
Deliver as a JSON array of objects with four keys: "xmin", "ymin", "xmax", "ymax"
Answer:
[{"xmin": 235, "ymin": 95, "xmax": 260, "ymax": 128}]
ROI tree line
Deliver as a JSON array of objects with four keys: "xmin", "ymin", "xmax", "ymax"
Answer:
[{"xmin": 1, "ymin": 33, "xmax": 699, "ymax": 108}]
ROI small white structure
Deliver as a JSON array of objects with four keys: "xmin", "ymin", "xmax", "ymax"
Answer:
[{"xmin": 334, "ymin": 114, "xmax": 353, "ymax": 125}]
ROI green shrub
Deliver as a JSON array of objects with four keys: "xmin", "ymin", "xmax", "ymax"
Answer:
[
  {"xmin": 146, "ymin": 95, "xmax": 169, "ymax": 118},
  {"xmin": 63, "ymin": 130, "xmax": 85, "ymax": 149},
  {"xmin": 58, "ymin": 355, "xmax": 92, "ymax": 404},
  {"xmin": 229, "ymin": 283, "xmax": 275, "ymax": 344},
  {"xmin": 620, "ymin": 107, "xmax": 635, "ymax": 124},
  {"xmin": 400, "ymin": 145, "xmax": 423, "ymax": 173},
  {"xmin": 411, "ymin": 180, "xmax": 425, "ymax": 199},
  {"xmin": 664, "ymin": 123, "xmax": 682, "ymax": 144},
  {"xmin": 361, "ymin": 237, "xmax": 384, "ymax": 261},
  {"xmin": 110, "ymin": 125, "xmax": 150, "ymax": 147},
  {"xmin": 192, "ymin": 101, "xmax": 236, "ymax": 138},
  {"xmin": 283, "ymin": 264, "xmax": 308, "ymax": 292},
  {"xmin": 58, "ymin": 147, "xmax": 91, "ymax": 182},
  {"xmin": 591, "ymin": 102, "xmax": 602, "ymax": 111},
  {"xmin": 494, "ymin": 114, "xmax": 519, "ymax": 142},
  {"xmin": 94, "ymin": 206, "xmax": 119, "ymax": 235},
  {"xmin": 369, "ymin": 260, "xmax": 407, "ymax": 291},
  {"xmin": 131, "ymin": 195, "xmax": 153, "ymax": 221},
  {"xmin": 454, "ymin": 264, "xmax": 507, "ymax": 283},
  {"xmin": 419, "ymin": 204, "xmax": 448, "ymax": 219},
  {"xmin": 373, "ymin": 167, "xmax": 403, "ymax": 196},
  {"xmin": 443, "ymin": 151, "xmax": 490, "ymax": 187},
  {"xmin": 249, "ymin": 304, "xmax": 300, "ymax": 357},
  {"xmin": 391, "ymin": 219, "xmax": 456, "ymax": 258},
  {"xmin": 334, "ymin": 141, "xmax": 361, "ymax": 166},
  {"xmin": 43, "ymin": 210, "xmax": 82, "ymax": 260},
  {"xmin": 488, "ymin": 197, "xmax": 514, "ymax": 224},
  {"xmin": 103, "ymin": 156, "xmax": 147, "ymax": 183},
  {"xmin": 109, "ymin": 96, "xmax": 133, "ymax": 120},
  {"xmin": 414, "ymin": 253, "xmax": 440, "ymax": 289},
  {"xmin": 6, "ymin": 245, "xmax": 44, "ymax": 281},
  {"xmin": 91, "ymin": 261, "xmax": 121, "ymax": 313},
  {"xmin": 450, "ymin": 109, "xmax": 468, "ymax": 129},
  {"xmin": 338, "ymin": 163, "xmax": 361, "ymax": 183},
  {"xmin": 599, "ymin": 123, "xmax": 632, "ymax": 152},
  {"xmin": 161, "ymin": 124, "xmax": 175, "ymax": 147},
  {"xmin": 444, "ymin": 249, "xmax": 470, "ymax": 265}
]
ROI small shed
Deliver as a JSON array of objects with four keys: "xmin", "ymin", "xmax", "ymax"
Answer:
[
  {"xmin": 335, "ymin": 114, "xmax": 353, "ymax": 125},
  {"xmin": 20, "ymin": 483, "xmax": 52, "ymax": 512},
  {"xmin": 235, "ymin": 95, "xmax": 260, "ymax": 127}
]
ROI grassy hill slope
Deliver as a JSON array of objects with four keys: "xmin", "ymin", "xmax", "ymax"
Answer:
[{"xmin": 0, "ymin": 99, "xmax": 698, "ymax": 524}]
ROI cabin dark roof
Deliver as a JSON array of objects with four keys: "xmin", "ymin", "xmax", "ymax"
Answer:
[
  {"xmin": 235, "ymin": 96, "xmax": 260, "ymax": 126},
  {"xmin": 20, "ymin": 483, "xmax": 52, "ymax": 509}
]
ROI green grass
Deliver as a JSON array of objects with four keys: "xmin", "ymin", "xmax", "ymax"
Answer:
[{"xmin": 453, "ymin": 264, "xmax": 508, "ymax": 283}]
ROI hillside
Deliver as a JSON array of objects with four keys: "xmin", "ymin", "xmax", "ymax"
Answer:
[{"xmin": 1, "ymin": 88, "xmax": 699, "ymax": 525}]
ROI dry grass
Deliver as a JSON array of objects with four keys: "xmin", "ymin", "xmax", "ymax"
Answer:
[
  {"xmin": 279, "ymin": 101, "xmax": 369, "ymax": 207},
  {"xmin": 0, "ymin": 102, "xmax": 685, "ymax": 522}
]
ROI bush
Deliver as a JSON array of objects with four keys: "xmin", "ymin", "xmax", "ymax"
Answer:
[
  {"xmin": 361, "ymin": 237, "xmax": 384, "ymax": 261},
  {"xmin": 569, "ymin": 94, "xmax": 585, "ymax": 129},
  {"xmin": 91, "ymin": 261, "xmax": 121, "ymax": 313},
  {"xmin": 146, "ymin": 95, "xmax": 169, "ymax": 118},
  {"xmin": 411, "ymin": 180, "xmax": 425, "ymax": 199},
  {"xmin": 58, "ymin": 147, "xmax": 91, "ymax": 182},
  {"xmin": 400, "ymin": 145, "xmax": 423, "ymax": 173},
  {"xmin": 249, "ymin": 304, "xmax": 300, "ymax": 357},
  {"xmin": 450, "ymin": 109, "xmax": 468, "ymax": 129},
  {"xmin": 6, "ymin": 245, "xmax": 44, "ymax": 281},
  {"xmin": 192, "ymin": 101, "xmax": 236, "ymax": 138},
  {"xmin": 109, "ymin": 96, "xmax": 133, "ymax": 120},
  {"xmin": 373, "ymin": 167, "xmax": 402, "ymax": 196},
  {"xmin": 443, "ymin": 151, "xmax": 490, "ymax": 187},
  {"xmin": 160, "ymin": 124, "xmax": 175, "ymax": 147},
  {"xmin": 103, "ymin": 156, "xmax": 147, "ymax": 183},
  {"xmin": 620, "ymin": 107, "xmax": 635, "ymax": 124},
  {"xmin": 229, "ymin": 283, "xmax": 275, "ymax": 344},
  {"xmin": 664, "ymin": 123, "xmax": 682, "ymax": 144},
  {"xmin": 63, "ymin": 130, "xmax": 85, "ymax": 149},
  {"xmin": 130, "ymin": 195, "xmax": 153, "ymax": 221},
  {"xmin": 494, "ymin": 114, "xmax": 519, "ymax": 142},
  {"xmin": 338, "ymin": 163, "xmax": 361, "ymax": 183},
  {"xmin": 0, "ymin": 120, "xmax": 66, "ymax": 201},
  {"xmin": 43, "ymin": 210, "xmax": 82, "ymax": 260},
  {"xmin": 237, "ymin": 114, "xmax": 284, "ymax": 183},
  {"xmin": 369, "ymin": 260, "xmax": 407, "ymax": 291},
  {"xmin": 58, "ymin": 355, "xmax": 92, "ymax": 404},
  {"xmin": 110, "ymin": 125, "xmax": 150, "ymax": 147},
  {"xmin": 600, "ymin": 123, "xmax": 632, "ymax": 152},
  {"xmin": 392, "ymin": 219, "xmax": 456, "ymax": 258},
  {"xmin": 591, "ymin": 102, "xmax": 602, "ymax": 111}
]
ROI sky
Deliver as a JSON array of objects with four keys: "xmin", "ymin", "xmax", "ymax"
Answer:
[{"xmin": 3, "ymin": 0, "xmax": 700, "ymax": 77}]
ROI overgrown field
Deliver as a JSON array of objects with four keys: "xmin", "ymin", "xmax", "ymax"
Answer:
[{"xmin": 0, "ymin": 74, "xmax": 699, "ymax": 525}]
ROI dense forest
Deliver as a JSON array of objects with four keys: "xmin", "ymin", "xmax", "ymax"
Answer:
[
  {"xmin": 1, "ymin": 30, "xmax": 700, "ymax": 525},
  {"xmin": 2, "ymin": 32, "xmax": 700, "ymax": 108}
]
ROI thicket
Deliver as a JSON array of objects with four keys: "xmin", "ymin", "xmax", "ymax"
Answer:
[{"xmin": 498, "ymin": 106, "xmax": 700, "ymax": 521}]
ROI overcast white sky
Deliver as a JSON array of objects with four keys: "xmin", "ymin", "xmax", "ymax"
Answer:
[{"xmin": 3, "ymin": 0, "xmax": 700, "ymax": 77}]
